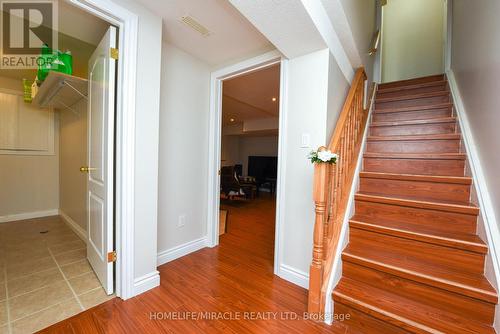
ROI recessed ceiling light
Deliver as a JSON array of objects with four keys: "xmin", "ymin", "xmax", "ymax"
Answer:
[
  {"xmin": 230, "ymin": 118, "xmax": 235, "ymax": 122},
  {"xmin": 272, "ymin": 97, "xmax": 277, "ymax": 102}
]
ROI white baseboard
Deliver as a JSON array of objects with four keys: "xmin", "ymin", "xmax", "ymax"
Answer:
[
  {"xmin": 278, "ymin": 264, "xmax": 309, "ymax": 289},
  {"xmin": 0, "ymin": 209, "xmax": 59, "ymax": 223},
  {"xmin": 59, "ymin": 210, "xmax": 87, "ymax": 242},
  {"xmin": 133, "ymin": 271, "xmax": 160, "ymax": 296},
  {"xmin": 447, "ymin": 70, "xmax": 500, "ymax": 329},
  {"xmin": 157, "ymin": 237, "xmax": 208, "ymax": 266}
]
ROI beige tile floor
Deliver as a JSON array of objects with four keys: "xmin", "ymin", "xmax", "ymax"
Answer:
[{"xmin": 0, "ymin": 216, "xmax": 114, "ymax": 334}]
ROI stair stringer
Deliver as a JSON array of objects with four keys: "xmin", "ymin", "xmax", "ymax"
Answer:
[{"xmin": 323, "ymin": 84, "xmax": 378, "ymax": 324}]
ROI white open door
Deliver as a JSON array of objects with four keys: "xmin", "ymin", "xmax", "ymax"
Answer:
[{"xmin": 85, "ymin": 26, "xmax": 117, "ymax": 295}]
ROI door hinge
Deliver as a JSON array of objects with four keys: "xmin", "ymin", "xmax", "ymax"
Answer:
[
  {"xmin": 107, "ymin": 251, "xmax": 117, "ymax": 262},
  {"xmin": 110, "ymin": 48, "xmax": 118, "ymax": 60}
]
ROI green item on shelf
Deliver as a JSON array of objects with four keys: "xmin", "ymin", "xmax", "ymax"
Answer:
[
  {"xmin": 37, "ymin": 43, "xmax": 55, "ymax": 82},
  {"xmin": 37, "ymin": 45, "xmax": 73, "ymax": 82},
  {"xmin": 59, "ymin": 50, "xmax": 73, "ymax": 75},
  {"xmin": 22, "ymin": 79, "xmax": 32, "ymax": 103},
  {"xmin": 51, "ymin": 53, "xmax": 65, "ymax": 73}
]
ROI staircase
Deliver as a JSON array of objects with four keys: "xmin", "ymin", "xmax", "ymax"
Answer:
[{"xmin": 332, "ymin": 74, "xmax": 498, "ymax": 333}]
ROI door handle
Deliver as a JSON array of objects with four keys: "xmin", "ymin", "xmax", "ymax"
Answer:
[{"xmin": 80, "ymin": 166, "xmax": 97, "ymax": 173}]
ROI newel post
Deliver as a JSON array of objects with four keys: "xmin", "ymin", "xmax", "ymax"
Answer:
[{"xmin": 308, "ymin": 147, "xmax": 329, "ymax": 314}]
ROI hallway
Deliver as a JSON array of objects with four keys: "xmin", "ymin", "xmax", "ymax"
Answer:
[{"xmin": 40, "ymin": 195, "xmax": 349, "ymax": 333}]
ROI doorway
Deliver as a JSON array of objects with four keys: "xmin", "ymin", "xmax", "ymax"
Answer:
[
  {"xmin": 0, "ymin": 1, "xmax": 122, "ymax": 331},
  {"xmin": 219, "ymin": 64, "xmax": 280, "ymax": 267},
  {"xmin": 207, "ymin": 51, "xmax": 287, "ymax": 275}
]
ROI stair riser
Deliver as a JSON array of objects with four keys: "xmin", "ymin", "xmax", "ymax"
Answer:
[
  {"xmin": 364, "ymin": 157, "xmax": 465, "ymax": 176},
  {"xmin": 376, "ymin": 95, "xmax": 450, "ymax": 110},
  {"xmin": 349, "ymin": 228, "xmax": 485, "ymax": 275},
  {"xmin": 376, "ymin": 84, "xmax": 448, "ymax": 99},
  {"xmin": 378, "ymin": 75, "xmax": 445, "ymax": 90},
  {"xmin": 334, "ymin": 302, "xmax": 407, "ymax": 334},
  {"xmin": 366, "ymin": 139, "xmax": 461, "ymax": 154},
  {"xmin": 342, "ymin": 261, "xmax": 495, "ymax": 324},
  {"xmin": 354, "ymin": 200, "xmax": 477, "ymax": 235},
  {"xmin": 359, "ymin": 177, "xmax": 471, "ymax": 203},
  {"xmin": 372, "ymin": 108, "xmax": 452, "ymax": 122},
  {"xmin": 370, "ymin": 122, "xmax": 456, "ymax": 136}
]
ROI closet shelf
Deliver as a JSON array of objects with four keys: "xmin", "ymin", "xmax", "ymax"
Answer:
[{"xmin": 32, "ymin": 71, "xmax": 88, "ymax": 110}]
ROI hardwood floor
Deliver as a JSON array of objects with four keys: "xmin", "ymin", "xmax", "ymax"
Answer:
[{"xmin": 39, "ymin": 194, "xmax": 347, "ymax": 333}]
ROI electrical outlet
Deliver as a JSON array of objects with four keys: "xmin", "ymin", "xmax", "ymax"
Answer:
[{"xmin": 178, "ymin": 215, "xmax": 186, "ymax": 228}]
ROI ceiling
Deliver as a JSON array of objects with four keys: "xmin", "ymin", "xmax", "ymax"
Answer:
[
  {"xmin": 134, "ymin": 0, "xmax": 274, "ymax": 66},
  {"xmin": 58, "ymin": 1, "xmax": 110, "ymax": 46},
  {"xmin": 228, "ymin": 0, "xmax": 327, "ymax": 59},
  {"xmin": 222, "ymin": 64, "xmax": 280, "ymax": 126}
]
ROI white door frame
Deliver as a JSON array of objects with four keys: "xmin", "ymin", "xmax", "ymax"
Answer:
[
  {"xmin": 69, "ymin": 0, "xmax": 138, "ymax": 299},
  {"xmin": 207, "ymin": 50, "xmax": 288, "ymax": 275}
]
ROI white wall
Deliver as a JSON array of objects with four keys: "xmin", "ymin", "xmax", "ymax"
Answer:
[
  {"xmin": 280, "ymin": 49, "xmax": 330, "ymax": 275},
  {"xmin": 0, "ymin": 125, "xmax": 59, "ymax": 220},
  {"xmin": 382, "ymin": 0, "xmax": 445, "ymax": 82},
  {"xmin": 0, "ymin": 77, "xmax": 59, "ymax": 221},
  {"xmin": 157, "ymin": 43, "xmax": 211, "ymax": 258},
  {"xmin": 59, "ymin": 99, "xmax": 87, "ymax": 231},
  {"xmin": 339, "ymin": 0, "xmax": 377, "ymax": 84},
  {"xmin": 221, "ymin": 135, "xmax": 240, "ymax": 167},
  {"xmin": 451, "ymin": 0, "xmax": 500, "ymax": 255},
  {"xmin": 326, "ymin": 53, "xmax": 350, "ymax": 140}
]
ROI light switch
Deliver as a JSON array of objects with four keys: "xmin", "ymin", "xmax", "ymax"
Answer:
[
  {"xmin": 301, "ymin": 133, "xmax": 311, "ymax": 148},
  {"xmin": 178, "ymin": 215, "xmax": 186, "ymax": 228}
]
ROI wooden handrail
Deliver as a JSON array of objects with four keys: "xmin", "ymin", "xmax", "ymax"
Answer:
[
  {"xmin": 308, "ymin": 68, "xmax": 369, "ymax": 315},
  {"xmin": 368, "ymin": 30, "xmax": 380, "ymax": 56}
]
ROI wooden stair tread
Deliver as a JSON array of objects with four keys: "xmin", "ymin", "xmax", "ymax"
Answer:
[
  {"xmin": 374, "ymin": 103, "xmax": 453, "ymax": 114},
  {"xmin": 334, "ymin": 278, "xmax": 495, "ymax": 334},
  {"xmin": 378, "ymin": 74, "xmax": 446, "ymax": 90},
  {"xmin": 357, "ymin": 191, "xmax": 472, "ymax": 206},
  {"xmin": 349, "ymin": 219, "xmax": 487, "ymax": 254},
  {"xmin": 376, "ymin": 91, "xmax": 449, "ymax": 103},
  {"xmin": 353, "ymin": 210, "xmax": 477, "ymax": 236},
  {"xmin": 370, "ymin": 117, "xmax": 456, "ymax": 127},
  {"xmin": 355, "ymin": 193, "xmax": 479, "ymax": 215},
  {"xmin": 359, "ymin": 172, "xmax": 472, "ymax": 184},
  {"xmin": 342, "ymin": 244, "xmax": 497, "ymax": 304},
  {"xmin": 377, "ymin": 80, "xmax": 448, "ymax": 94},
  {"xmin": 364, "ymin": 152, "xmax": 466, "ymax": 160},
  {"xmin": 351, "ymin": 215, "xmax": 484, "ymax": 248},
  {"xmin": 368, "ymin": 134, "xmax": 460, "ymax": 141}
]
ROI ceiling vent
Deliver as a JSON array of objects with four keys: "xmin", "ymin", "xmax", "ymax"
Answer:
[{"xmin": 181, "ymin": 16, "xmax": 211, "ymax": 37}]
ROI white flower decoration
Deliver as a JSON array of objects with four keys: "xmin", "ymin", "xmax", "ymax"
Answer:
[{"xmin": 317, "ymin": 150, "xmax": 337, "ymax": 162}]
